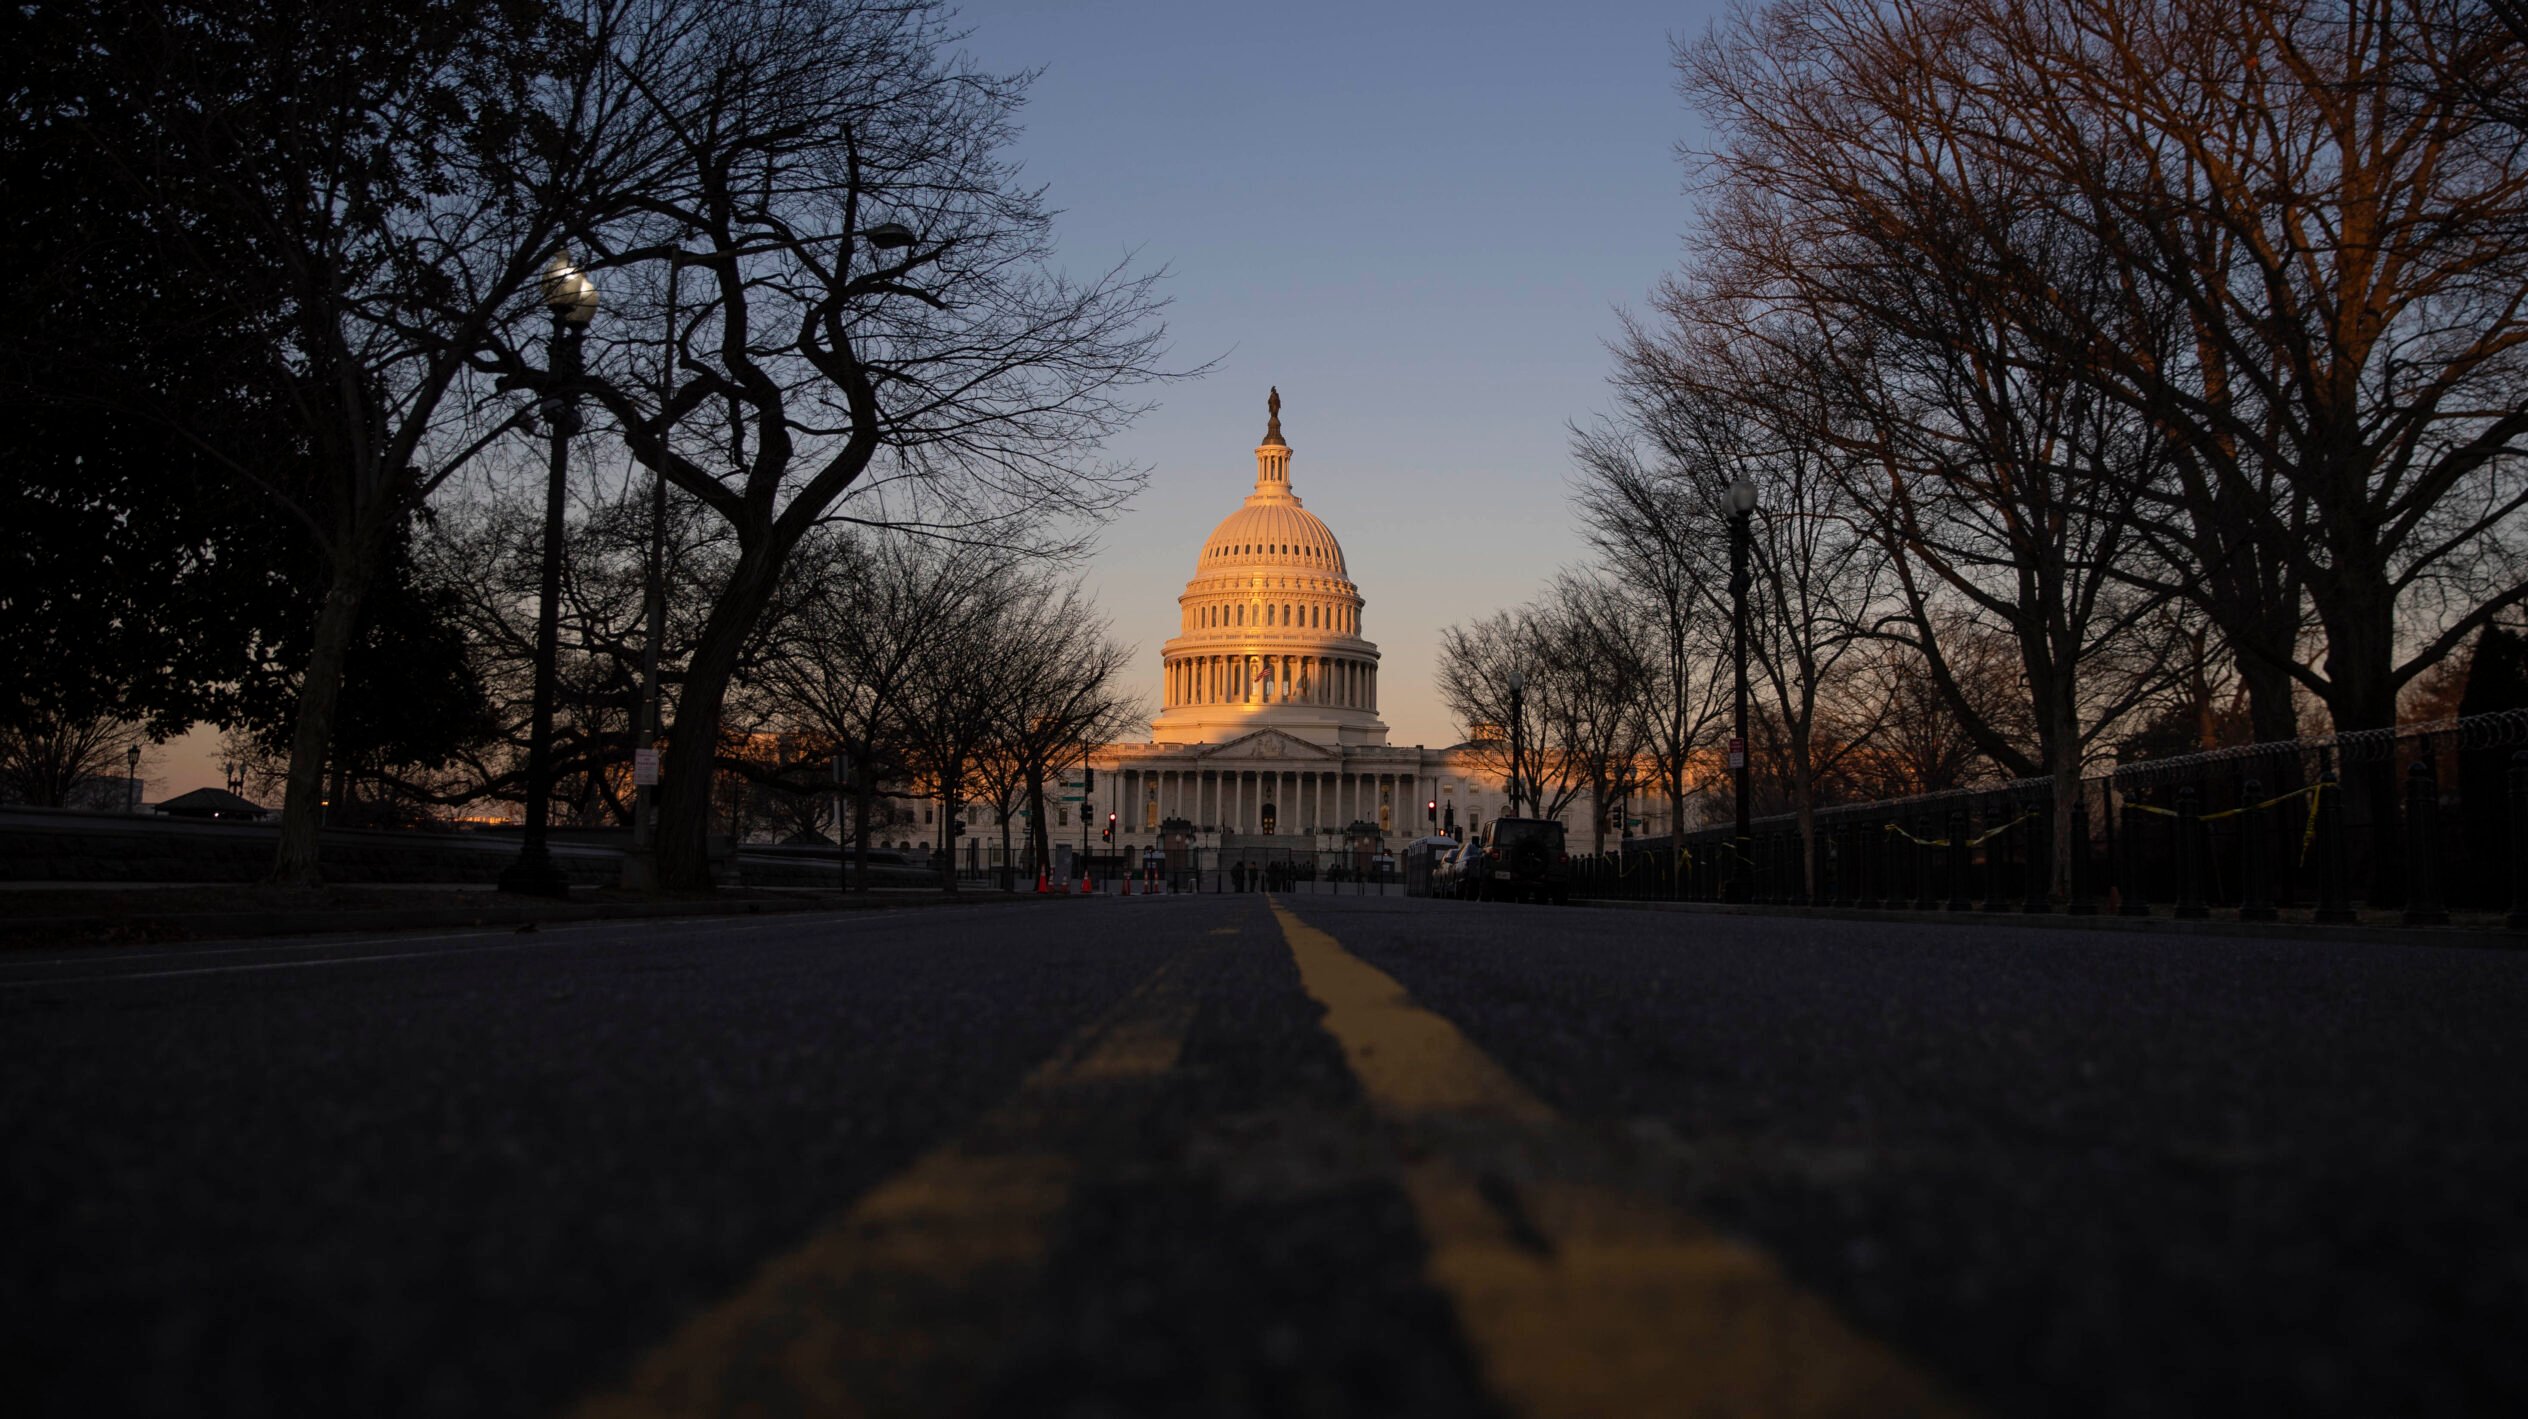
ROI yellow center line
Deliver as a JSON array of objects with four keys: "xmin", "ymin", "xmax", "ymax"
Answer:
[
  {"xmin": 570, "ymin": 949, "xmax": 1206, "ymax": 1418},
  {"xmin": 1269, "ymin": 900, "xmax": 1968, "ymax": 1419}
]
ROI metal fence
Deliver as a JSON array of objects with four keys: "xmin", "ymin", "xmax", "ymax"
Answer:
[
  {"xmin": 874, "ymin": 845, "xmax": 1411, "ymax": 896},
  {"xmin": 1570, "ymin": 709, "xmax": 2528, "ymax": 926}
]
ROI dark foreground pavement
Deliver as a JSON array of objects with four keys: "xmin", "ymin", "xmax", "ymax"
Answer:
[{"xmin": 3, "ymin": 896, "xmax": 2522, "ymax": 1416}]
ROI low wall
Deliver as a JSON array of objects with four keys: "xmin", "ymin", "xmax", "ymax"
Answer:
[{"xmin": 0, "ymin": 812, "xmax": 930, "ymax": 889}]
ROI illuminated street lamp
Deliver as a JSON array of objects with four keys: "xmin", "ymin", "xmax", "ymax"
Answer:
[
  {"xmin": 1725, "ymin": 472, "xmax": 1757, "ymax": 902},
  {"xmin": 501, "ymin": 253, "xmax": 599, "ymax": 898}
]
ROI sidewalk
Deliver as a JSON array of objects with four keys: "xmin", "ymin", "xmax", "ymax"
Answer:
[
  {"xmin": 0, "ymin": 884, "xmax": 1044, "ymax": 950},
  {"xmin": 1572, "ymin": 895, "xmax": 2527, "ymax": 949}
]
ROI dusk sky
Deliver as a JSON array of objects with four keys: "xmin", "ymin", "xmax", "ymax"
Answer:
[{"xmin": 155, "ymin": 0, "xmax": 1726, "ymax": 795}]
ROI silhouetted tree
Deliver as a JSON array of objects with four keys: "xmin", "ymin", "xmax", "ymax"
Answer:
[{"xmin": 556, "ymin": 0, "xmax": 1175, "ymax": 890}]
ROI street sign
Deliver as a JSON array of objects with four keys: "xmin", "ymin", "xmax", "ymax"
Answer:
[
  {"xmin": 633, "ymin": 748, "xmax": 660, "ymax": 786},
  {"xmin": 1728, "ymin": 736, "xmax": 1746, "ymax": 770}
]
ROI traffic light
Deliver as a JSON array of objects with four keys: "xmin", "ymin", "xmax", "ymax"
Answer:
[
  {"xmin": 1102, "ymin": 810, "xmax": 1116, "ymax": 844},
  {"xmin": 1427, "ymin": 799, "xmax": 1438, "ymax": 826},
  {"xmin": 1083, "ymin": 766, "xmax": 1095, "ymax": 792}
]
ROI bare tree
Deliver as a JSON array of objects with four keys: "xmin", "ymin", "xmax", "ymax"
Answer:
[
  {"xmin": 984, "ymin": 584, "xmax": 1141, "ymax": 886},
  {"xmin": 0, "ymin": 708, "xmax": 148, "ymax": 810},
  {"xmin": 749, "ymin": 529, "xmax": 1013, "ymax": 889},
  {"xmin": 1438, "ymin": 607, "xmax": 1592, "ymax": 824},
  {"xmin": 1603, "ymin": 319, "xmax": 1896, "ymax": 891},
  {"xmin": 894, "ymin": 572, "xmax": 1042, "ymax": 893},
  {"xmin": 1568, "ymin": 426, "xmax": 1735, "ymax": 841},
  {"xmin": 1697, "ymin": 0, "xmax": 2528, "ymax": 741},
  {"xmin": 1679, "ymin": 32, "xmax": 2197, "ymax": 890},
  {"xmin": 557, "ymin": 0, "xmax": 1176, "ymax": 890},
  {"xmin": 1535, "ymin": 577, "xmax": 1653, "ymax": 855}
]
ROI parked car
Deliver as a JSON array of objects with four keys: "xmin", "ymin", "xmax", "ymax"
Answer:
[
  {"xmin": 1431, "ymin": 840, "xmax": 1476, "ymax": 898},
  {"xmin": 1471, "ymin": 817, "xmax": 1571, "ymax": 904}
]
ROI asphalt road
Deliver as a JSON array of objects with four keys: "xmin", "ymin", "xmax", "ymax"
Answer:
[{"xmin": 4, "ymin": 896, "xmax": 2522, "ymax": 1417}]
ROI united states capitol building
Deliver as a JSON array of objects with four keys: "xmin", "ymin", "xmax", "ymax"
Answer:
[{"xmin": 1063, "ymin": 391, "xmax": 1669, "ymax": 862}]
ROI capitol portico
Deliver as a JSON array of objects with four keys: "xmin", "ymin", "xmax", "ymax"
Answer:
[{"xmin": 1067, "ymin": 391, "xmax": 1665, "ymax": 861}]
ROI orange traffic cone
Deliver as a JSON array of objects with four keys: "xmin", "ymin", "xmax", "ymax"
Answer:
[{"xmin": 1036, "ymin": 868, "xmax": 1049, "ymax": 894}]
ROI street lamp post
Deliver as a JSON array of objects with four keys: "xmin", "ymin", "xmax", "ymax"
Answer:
[
  {"xmin": 126, "ymin": 743, "xmax": 141, "ymax": 814},
  {"xmin": 500, "ymin": 253, "xmax": 599, "ymax": 898},
  {"xmin": 1726, "ymin": 473, "xmax": 1757, "ymax": 902},
  {"xmin": 1507, "ymin": 669, "xmax": 1528, "ymax": 818},
  {"xmin": 621, "ymin": 418, "xmax": 668, "ymax": 890}
]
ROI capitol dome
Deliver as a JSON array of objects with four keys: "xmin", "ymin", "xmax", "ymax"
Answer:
[
  {"xmin": 1194, "ymin": 489, "xmax": 1348, "ymax": 576},
  {"xmin": 1150, "ymin": 390, "xmax": 1388, "ymax": 747}
]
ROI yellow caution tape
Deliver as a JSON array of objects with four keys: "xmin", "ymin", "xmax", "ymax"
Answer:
[
  {"xmin": 1965, "ymin": 813, "xmax": 2033, "ymax": 846},
  {"xmin": 2299, "ymin": 780, "xmax": 2333, "ymax": 866},
  {"xmin": 1881, "ymin": 812, "xmax": 2032, "ymax": 849},
  {"xmin": 2127, "ymin": 780, "xmax": 2330, "ymax": 824}
]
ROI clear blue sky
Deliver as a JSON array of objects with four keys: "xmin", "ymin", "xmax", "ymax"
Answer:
[
  {"xmin": 153, "ymin": 0, "xmax": 1725, "ymax": 799},
  {"xmin": 957, "ymin": 0, "xmax": 1723, "ymax": 749}
]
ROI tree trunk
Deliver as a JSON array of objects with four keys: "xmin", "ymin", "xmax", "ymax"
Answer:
[
  {"xmin": 268, "ymin": 544, "xmax": 382, "ymax": 887},
  {"xmin": 2048, "ymin": 721, "xmax": 2082, "ymax": 902},
  {"xmin": 937, "ymin": 780, "xmax": 960, "ymax": 893},
  {"xmin": 1025, "ymin": 763, "xmax": 1051, "ymax": 881},
  {"xmin": 2239, "ymin": 652, "xmax": 2301, "ymax": 745},
  {"xmin": 1792, "ymin": 761, "xmax": 1817, "ymax": 902},
  {"xmin": 2321, "ymin": 580, "xmax": 2402, "ymax": 908},
  {"xmin": 853, "ymin": 737, "xmax": 876, "ymax": 893},
  {"xmin": 656, "ymin": 547, "xmax": 786, "ymax": 891}
]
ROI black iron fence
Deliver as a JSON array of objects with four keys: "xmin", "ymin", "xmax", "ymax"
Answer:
[
  {"xmin": 911, "ymin": 845, "xmax": 1410, "ymax": 896},
  {"xmin": 1570, "ymin": 709, "xmax": 2528, "ymax": 927}
]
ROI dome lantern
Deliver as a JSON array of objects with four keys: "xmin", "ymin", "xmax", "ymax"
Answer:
[{"xmin": 1255, "ymin": 386, "xmax": 1291, "ymax": 493}]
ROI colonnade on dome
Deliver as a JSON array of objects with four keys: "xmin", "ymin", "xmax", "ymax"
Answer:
[{"xmin": 1161, "ymin": 653, "xmax": 1374, "ymax": 714}]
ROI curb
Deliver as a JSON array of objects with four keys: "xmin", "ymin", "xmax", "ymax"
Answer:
[
  {"xmin": 1570, "ymin": 897, "xmax": 2528, "ymax": 950},
  {"xmin": 5, "ymin": 889, "xmax": 1049, "ymax": 949}
]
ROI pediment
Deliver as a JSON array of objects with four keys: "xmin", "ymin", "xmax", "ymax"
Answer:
[{"xmin": 1196, "ymin": 728, "xmax": 1336, "ymax": 761}]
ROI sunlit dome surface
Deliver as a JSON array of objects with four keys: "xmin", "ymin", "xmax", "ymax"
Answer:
[
  {"xmin": 1150, "ymin": 389, "xmax": 1387, "ymax": 747},
  {"xmin": 1195, "ymin": 497, "xmax": 1348, "ymax": 577}
]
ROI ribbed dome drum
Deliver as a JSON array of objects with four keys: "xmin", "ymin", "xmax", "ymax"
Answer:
[{"xmin": 1150, "ymin": 391, "xmax": 1388, "ymax": 747}]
